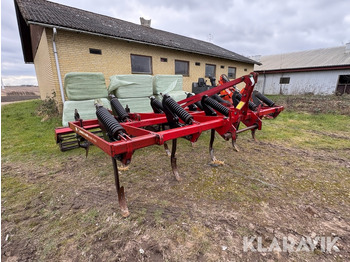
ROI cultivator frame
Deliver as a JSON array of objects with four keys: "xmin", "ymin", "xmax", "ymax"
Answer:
[{"xmin": 55, "ymin": 72, "xmax": 283, "ymax": 217}]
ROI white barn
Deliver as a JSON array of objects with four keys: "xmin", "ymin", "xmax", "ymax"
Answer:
[{"xmin": 254, "ymin": 44, "xmax": 350, "ymax": 95}]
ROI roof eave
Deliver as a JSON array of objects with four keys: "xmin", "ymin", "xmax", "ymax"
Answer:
[
  {"xmin": 15, "ymin": 0, "xmax": 34, "ymax": 63},
  {"xmin": 255, "ymin": 64, "xmax": 350, "ymax": 74}
]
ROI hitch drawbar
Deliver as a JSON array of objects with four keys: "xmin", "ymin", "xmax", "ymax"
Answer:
[{"xmin": 55, "ymin": 72, "xmax": 284, "ymax": 217}]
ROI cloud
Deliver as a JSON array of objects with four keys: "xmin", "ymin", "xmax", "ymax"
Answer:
[
  {"xmin": 345, "ymin": 14, "xmax": 350, "ymax": 25},
  {"xmin": 1, "ymin": 0, "xmax": 350, "ymax": 85},
  {"xmin": 2, "ymin": 75, "xmax": 38, "ymax": 86},
  {"xmin": 1, "ymin": 0, "xmax": 37, "ymax": 85}
]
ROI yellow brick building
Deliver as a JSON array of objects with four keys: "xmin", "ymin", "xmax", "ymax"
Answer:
[{"xmin": 15, "ymin": 0, "xmax": 258, "ymax": 108}]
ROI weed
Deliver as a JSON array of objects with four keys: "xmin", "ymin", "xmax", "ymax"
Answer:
[
  {"xmin": 36, "ymin": 91, "xmax": 60, "ymax": 120},
  {"xmin": 82, "ymin": 209, "xmax": 100, "ymax": 225},
  {"xmin": 154, "ymin": 208, "xmax": 164, "ymax": 225}
]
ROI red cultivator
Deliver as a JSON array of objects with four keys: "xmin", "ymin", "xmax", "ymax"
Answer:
[{"xmin": 55, "ymin": 72, "xmax": 283, "ymax": 217}]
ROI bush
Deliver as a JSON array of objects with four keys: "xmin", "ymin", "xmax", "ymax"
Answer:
[{"xmin": 36, "ymin": 92, "xmax": 60, "ymax": 121}]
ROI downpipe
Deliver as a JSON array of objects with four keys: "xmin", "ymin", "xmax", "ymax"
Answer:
[{"xmin": 53, "ymin": 28, "xmax": 65, "ymax": 103}]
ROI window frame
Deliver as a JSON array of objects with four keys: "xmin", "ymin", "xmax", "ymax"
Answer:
[
  {"xmin": 130, "ymin": 54, "xmax": 153, "ymax": 74},
  {"xmin": 175, "ymin": 60, "xmax": 190, "ymax": 76},
  {"xmin": 228, "ymin": 67, "xmax": 236, "ymax": 79},
  {"xmin": 205, "ymin": 64, "xmax": 216, "ymax": 77},
  {"xmin": 280, "ymin": 77, "xmax": 290, "ymax": 84}
]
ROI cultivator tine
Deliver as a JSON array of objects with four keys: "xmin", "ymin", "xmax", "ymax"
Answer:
[
  {"xmin": 232, "ymin": 139, "xmax": 240, "ymax": 152},
  {"xmin": 171, "ymin": 139, "xmax": 182, "ymax": 181},
  {"xmin": 112, "ymin": 157, "xmax": 130, "ymax": 217},
  {"xmin": 86, "ymin": 144, "xmax": 90, "ymax": 157},
  {"xmin": 209, "ymin": 129, "xmax": 216, "ymax": 162},
  {"xmin": 251, "ymin": 128, "xmax": 257, "ymax": 142},
  {"xmin": 236, "ymin": 124, "xmax": 259, "ymax": 143},
  {"xmin": 164, "ymin": 142, "xmax": 171, "ymax": 157},
  {"xmin": 161, "ymin": 123, "xmax": 171, "ymax": 156},
  {"xmin": 80, "ymin": 142, "xmax": 90, "ymax": 158}
]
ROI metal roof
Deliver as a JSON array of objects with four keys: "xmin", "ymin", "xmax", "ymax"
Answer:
[
  {"xmin": 255, "ymin": 45, "xmax": 350, "ymax": 71},
  {"xmin": 15, "ymin": 0, "xmax": 259, "ymax": 65}
]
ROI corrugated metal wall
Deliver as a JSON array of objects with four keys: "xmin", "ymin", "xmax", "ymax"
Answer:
[{"xmin": 255, "ymin": 70, "xmax": 350, "ymax": 95}]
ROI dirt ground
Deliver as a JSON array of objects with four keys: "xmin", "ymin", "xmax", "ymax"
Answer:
[{"xmin": 1, "ymin": 96, "xmax": 350, "ymax": 261}]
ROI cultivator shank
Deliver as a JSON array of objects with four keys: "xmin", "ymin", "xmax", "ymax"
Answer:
[{"xmin": 55, "ymin": 72, "xmax": 283, "ymax": 216}]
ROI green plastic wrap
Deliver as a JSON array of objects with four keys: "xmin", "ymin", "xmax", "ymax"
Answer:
[
  {"xmin": 108, "ymin": 75, "xmax": 153, "ymax": 98},
  {"xmin": 117, "ymin": 97, "xmax": 153, "ymax": 113},
  {"xmin": 64, "ymin": 72, "xmax": 108, "ymax": 101},
  {"xmin": 62, "ymin": 98, "xmax": 111, "ymax": 126},
  {"xmin": 153, "ymin": 75, "xmax": 183, "ymax": 95}
]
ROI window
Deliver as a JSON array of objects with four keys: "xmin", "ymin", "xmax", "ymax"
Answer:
[
  {"xmin": 131, "ymin": 54, "xmax": 152, "ymax": 74},
  {"xmin": 336, "ymin": 74, "xmax": 350, "ymax": 95},
  {"xmin": 175, "ymin": 60, "xmax": 189, "ymax": 76},
  {"xmin": 160, "ymin": 57, "xmax": 168, "ymax": 62},
  {"xmin": 89, "ymin": 48, "xmax": 102, "ymax": 55},
  {"xmin": 195, "ymin": 62, "xmax": 201, "ymax": 66},
  {"xmin": 228, "ymin": 67, "xmax": 236, "ymax": 79},
  {"xmin": 338, "ymin": 75, "xmax": 350, "ymax": 85},
  {"xmin": 280, "ymin": 77, "xmax": 290, "ymax": 84},
  {"xmin": 221, "ymin": 65, "xmax": 225, "ymax": 69},
  {"xmin": 205, "ymin": 64, "xmax": 216, "ymax": 77}
]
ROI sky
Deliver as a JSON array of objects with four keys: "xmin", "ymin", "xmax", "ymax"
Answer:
[{"xmin": 1, "ymin": 0, "xmax": 350, "ymax": 86}]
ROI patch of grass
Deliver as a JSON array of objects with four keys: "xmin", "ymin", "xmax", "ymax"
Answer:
[
  {"xmin": 81, "ymin": 209, "xmax": 100, "ymax": 225},
  {"xmin": 2, "ymin": 101, "xmax": 61, "ymax": 160},
  {"xmin": 1, "ymin": 175, "xmax": 42, "ymax": 211},
  {"xmin": 1, "ymin": 100, "xmax": 77, "ymax": 163},
  {"xmin": 253, "ymin": 111, "xmax": 350, "ymax": 150},
  {"xmin": 154, "ymin": 208, "xmax": 165, "ymax": 225}
]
